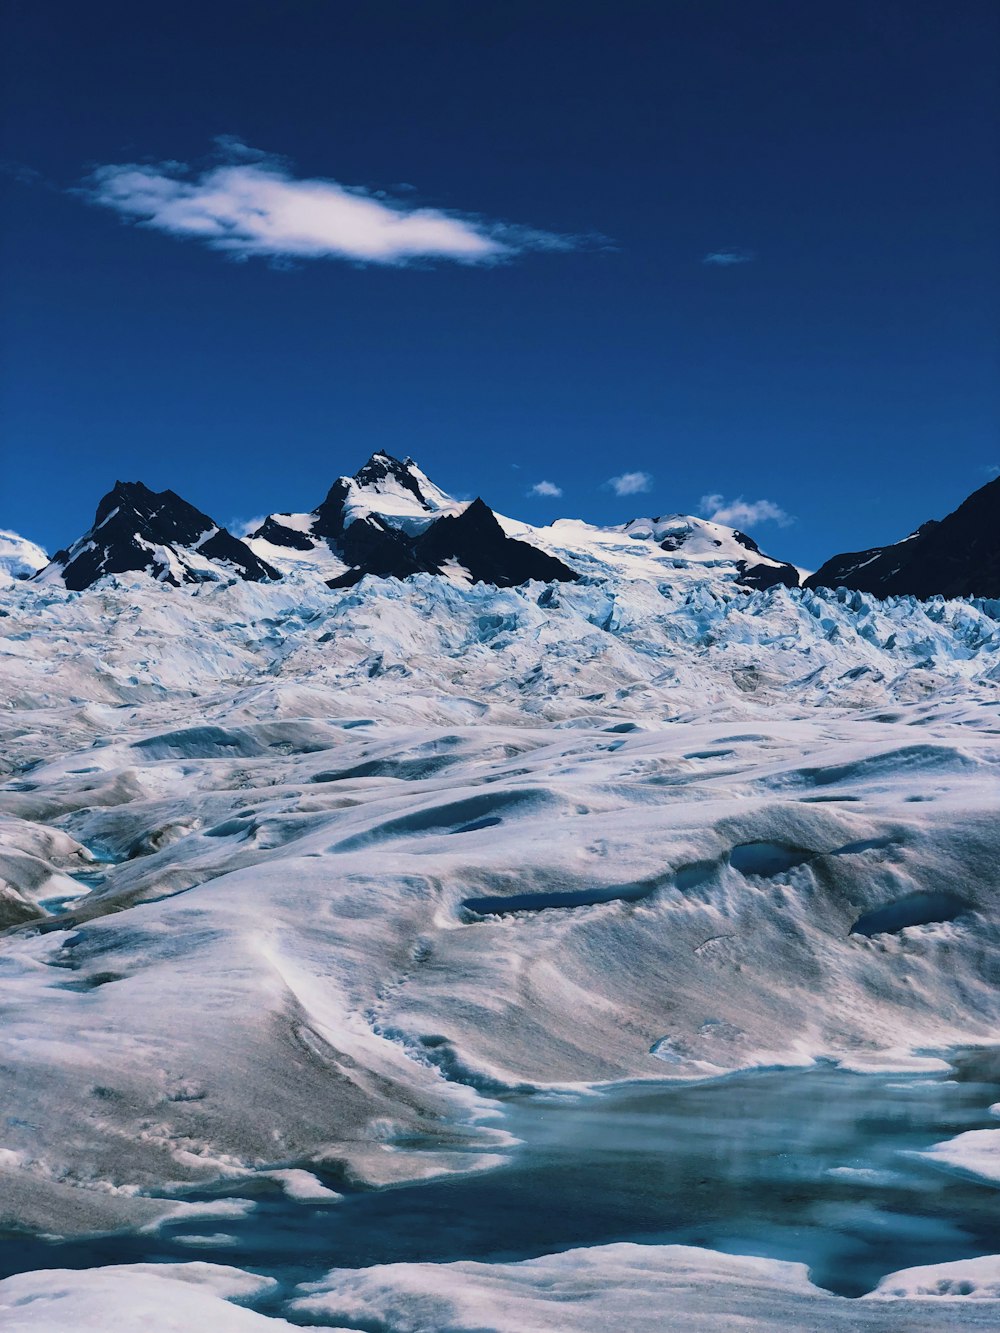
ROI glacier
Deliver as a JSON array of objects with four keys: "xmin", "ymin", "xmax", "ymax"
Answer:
[{"xmin": 2, "ymin": 560, "xmax": 1000, "ymax": 1329}]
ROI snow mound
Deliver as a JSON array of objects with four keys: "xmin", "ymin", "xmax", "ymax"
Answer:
[
  {"xmin": 293, "ymin": 1242, "xmax": 1000, "ymax": 1330},
  {"xmin": 0, "ymin": 1262, "xmax": 299, "ymax": 1332}
]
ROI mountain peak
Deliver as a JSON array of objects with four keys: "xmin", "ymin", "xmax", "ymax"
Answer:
[
  {"xmin": 36, "ymin": 482, "xmax": 279, "ymax": 591},
  {"xmin": 805, "ymin": 473, "xmax": 1000, "ymax": 599},
  {"xmin": 351, "ymin": 452, "xmax": 436, "ymax": 511},
  {"xmin": 95, "ymin": 480, "xmax": 163, "ymax": 526}
]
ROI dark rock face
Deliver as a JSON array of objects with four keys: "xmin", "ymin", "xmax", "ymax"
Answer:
[
  {"xmin": 329, "ymin": 496, "xmax": 579, "ymax": 589},
  {"xmin": 311, "ymin": 478, "xmax": 354, "ymax": 541},
  {"xmin": 736, "ymin": 560, "xmax": 800, "ymax": 591},
  {"xmin": 729, "ymin": 530, "xmax": 801, "ymax": 590},
  {"xmin": 417, "ymin": 498, "xmax": 579, "ymax": 586},
  {"xmin": 806, "ymin": 477, "xmax": 1000, "ymax": 600},
  {"xmin": 251, "ymin": 516, "xmax": 315, "ymax": 552},
  {"xmin": 41, "ymin": 481, "xmax": 280, "ymax": 591}
]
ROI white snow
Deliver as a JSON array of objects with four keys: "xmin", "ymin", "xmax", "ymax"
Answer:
[
  {"xmin": 1, "ymin": 567, "xmax": 1000, "ymax": 1237},
  {"xmin": 495, "ymin": 509, "xmax": 793, "ymax": 585},
  {"xmin": 0, "ymin": 1263, "xmax": 302, "ymax": 1331},
  {"xmin": 263, "ymin": 1169, "xmax": 343, "ymax": 1200},
  {"xmin": 4, "ymin": 1247, "xmax": 1000, "ymax": 1330},
  {"xmin": 870, "ymin": 1254, "xmax": 1000, "ymax": 1300},
  {"xmin": 339, "ymin": 454, "xmax": 462, "ymax": 533},
  {"xmin": 0, "ymin": 529, "xmax": 48, "ymax": 584},
  {"xmin": 293, "ymin": 1243, "xmax": 1000, "ymax": 1329},
  {"xmin": 920, "ymin": 1129, "xmax": 1000, "ymax": 1184}
]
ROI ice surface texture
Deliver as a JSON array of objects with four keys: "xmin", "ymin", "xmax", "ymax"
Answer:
[{"xmin": 2, "ymin": 566, "xmax": 1000, "ymax": 1245}]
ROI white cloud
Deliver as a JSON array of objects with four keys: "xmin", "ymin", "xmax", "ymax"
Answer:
[
  {"xmin": 702, "ymin": 248, "xmax": 755, "ymax": 266},
  {"xmin": 700, "ymin": 494, "xmax": 792, "ymax": 528},
  {"xmin": 228, "ymin": 515, "xmax": 266, "ymax": 537},
  {"xmin": 607, "ymin": 471, "xmax": 652, "ymax": 497},
  {"xmin": 81, "ymin": 139, "xmax": 576, "ymax": 267},
  {"xmin": 529, "ymin": 480, "xmax": 563, "ymax": 498}
]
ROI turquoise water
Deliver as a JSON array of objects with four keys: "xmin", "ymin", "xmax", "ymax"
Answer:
[{"xmin": 2, "ymin": 1053, "xmax": 999, "ymax": 1316}]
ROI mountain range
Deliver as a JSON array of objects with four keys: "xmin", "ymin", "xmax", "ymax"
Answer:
[
  {"xmin": 12, "ymin": 454, "xmax": 1000, "ymax": 601},
  {"xmin": 21, "ymin": 452, "xmax": 802, "ymax": 595}
]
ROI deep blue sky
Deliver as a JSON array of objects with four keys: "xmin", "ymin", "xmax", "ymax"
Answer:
[{"xmin": 1, "ymin": 0, "xmax": 997, "ymax": 566}]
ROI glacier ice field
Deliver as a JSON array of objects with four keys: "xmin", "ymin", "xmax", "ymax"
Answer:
[{"xmin": 2, "ymin": 567, "xmax": 1000, "ymax": 1329}]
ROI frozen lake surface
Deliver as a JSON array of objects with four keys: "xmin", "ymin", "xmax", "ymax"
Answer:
[{"xmin": 3, "ymin": 1052, "xmax": 999, "ymax": 1315}]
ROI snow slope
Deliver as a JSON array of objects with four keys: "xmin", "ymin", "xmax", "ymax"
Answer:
[
  {"xmin": 499, "ymin": 510, "xmax": 799, "ymax": 588},
  {"xmin": 0, "ymin": 529, "xmax": 47, "ymax": 584}
]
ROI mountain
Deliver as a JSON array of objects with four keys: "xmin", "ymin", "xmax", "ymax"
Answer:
[
  {"xmin": 496, "ymin": 511, "xmax": 800, "ymax": 591},
  {"xmin": 246, "ymin": 452, "xmax": 579, "ymax": 588},
  {"xmin": 805, "ymin": 475, "xmax": 1000, "ymax": 600},
  {"xmin": 26, "ymin": 453, "xmax": 801, "ymax": 596},
  {"xmin": 34, "ymin": 481, "xmax": 281, "ymax": 591},
  {"xmin": 247, "ymin": 452, "xmax": 798, "ymax": 592},
  {"xmin": 0, "ymin": 529, "xmax": 48, "ymax": 584}
]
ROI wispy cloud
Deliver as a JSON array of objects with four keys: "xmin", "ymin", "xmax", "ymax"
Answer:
[
  {"xmin": 700, "ymin": 494, "xmax": 792, "ymax": 528},
  {"xmin": 529, "ymin": 480, "xmax": 563, "ymax": 498},
  {"xmin": 607, "ymin": 471, "xmax": 652, "ymax": 497},
  {"xmin": 79, "ymin": 138, "xmax": 579, "ymax": 267},
  {"xmin": 702, "ymin": 248, "xmax": 755, "ymax": 267},
  {"xmin": 228, "ymin": 515, "xmax": 266, "ymax": 537},
  {"xmin": 1, "ymin": 160, "xmax": 49, "ymax": 187}
]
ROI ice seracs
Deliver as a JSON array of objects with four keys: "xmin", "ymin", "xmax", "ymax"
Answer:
[{"xmin": 35, "ymin": 481, "xmax": 280, "ymax": 590}]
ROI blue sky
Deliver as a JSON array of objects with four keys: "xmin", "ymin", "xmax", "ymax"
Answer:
[{"xmin": 1, "ymin": 0, "xmax": 997, "ymax": 567}]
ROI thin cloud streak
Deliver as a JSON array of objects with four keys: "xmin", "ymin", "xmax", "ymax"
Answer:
[
  {"xmin": 80, "ymin": 139, "xmax": 579, "ymax": 267},
  {"xmin": 702, "ymin": 248, "xmax": 755, "ymax": 267}
]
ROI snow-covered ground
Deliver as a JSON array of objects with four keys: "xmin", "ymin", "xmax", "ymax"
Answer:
[
  {"xmin": 5, "ymin": 1248, "xmax": 1000, "ymax": 1331},
  {"xmin": 2, "ymin": 564, "xmax": 1000, "ymax": 1327}
]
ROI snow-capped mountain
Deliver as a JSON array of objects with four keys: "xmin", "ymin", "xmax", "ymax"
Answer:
[
  {"xmin": 27, "ymin": 452, "xmax": 803, "ymax": 595},
  {"xmin": 246, "ymin": 451, "xmax": 578, "ymax": 588},
  {"xmin": 36, "ymin": 458, "xmax": 1000, "ymax": 602},
  {"xmin": 247, "ymin": 451, "xmax": 799, "ymax": 592},
  {"xmin": 806, "ymin": 474, "xmax": 1000, "ymax": 600},
  {"xmin": 34, "ymin": 481, "xmax": 280, "ymax": 590},
  {"xmin": 502, "ymin": 511, "xmax": 801, "ymax": 590},
  {"xmin": 0, "ymin": 529, "xmax": 48, "ymax": 584}
]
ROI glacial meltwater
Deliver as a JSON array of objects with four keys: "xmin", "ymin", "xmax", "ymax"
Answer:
[{"xmin": 2, "ymin": 1052, "xmax": 999, "ymax": 1313}]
